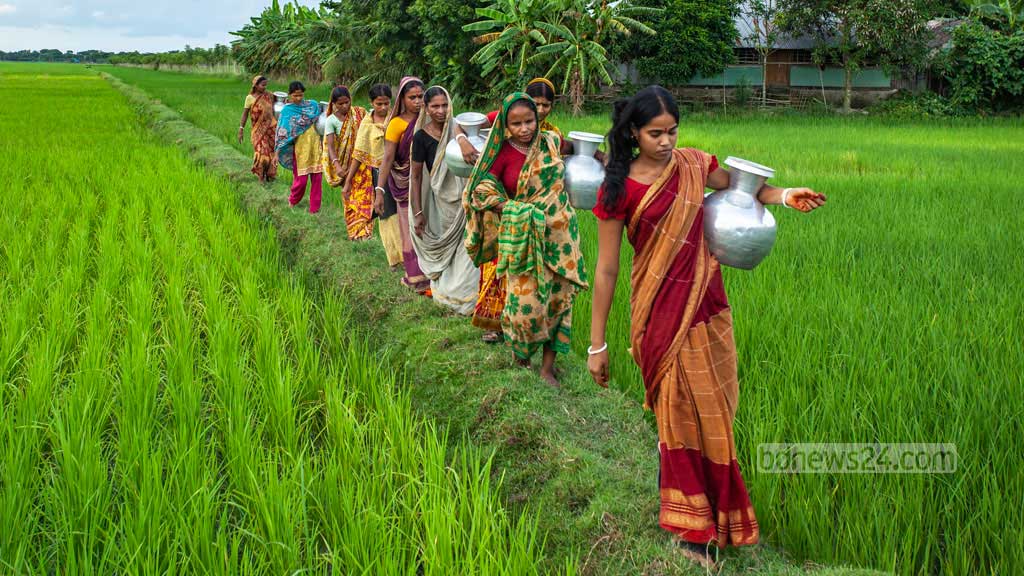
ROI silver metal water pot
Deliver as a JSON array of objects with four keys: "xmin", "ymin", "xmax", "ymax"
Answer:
[
  {"xmin": 703, "ymin": 156, "xmax": 777, "ymax": 270},
  {"xmin": 564, "ymin": 131, "xmax": 605, "ymax": 210},
  {"xmin": 444, "ymin": 112, "xmax": 488, "ymax": 177}
]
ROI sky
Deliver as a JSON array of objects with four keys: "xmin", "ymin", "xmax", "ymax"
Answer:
[{"xmin": 0, "ymin": 0, "xmax": 321, "ymax": 52}]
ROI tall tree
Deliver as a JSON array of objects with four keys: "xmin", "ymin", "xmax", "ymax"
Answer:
[
  {"xmin": 463, "ymin": 0, "xmax": 557, "ymax": 96},
  {"xmin": 409, "ymin": 0, "xmax": 489, "ymax": 101},
  {"xmin": 740, "ymin": 0, "xmax": 783, "ymax": 107},
  {"xmin": 533, "ymin": 0, "xmax": 658, "ymax": 114},
  {"xmin": 612, "ymin": 0, "xmax": 739, "ymax": 88},
  {"xmin": 778, "ymin": 0, "xmax": 932, "ymax": 113}
]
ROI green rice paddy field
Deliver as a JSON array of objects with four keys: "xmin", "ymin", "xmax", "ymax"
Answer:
[
  {"xmin": 2, "ymin": 61, "xmax": 1023, "ymax": 574},
  {"xmin": 0, "ymin": 63, "xmax": 564, "ymax": 574}
]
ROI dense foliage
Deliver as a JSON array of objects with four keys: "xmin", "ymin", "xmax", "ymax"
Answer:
[{"xmin": 940, "ymin": 21, "xmax": 1024, "ymax": 110}]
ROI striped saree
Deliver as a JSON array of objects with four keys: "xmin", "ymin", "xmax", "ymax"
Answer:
[{"xmin": 627, "ymin": 148, "xmax": 758, "ymax": 548}]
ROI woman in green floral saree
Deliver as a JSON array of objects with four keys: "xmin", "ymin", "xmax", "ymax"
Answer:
[{"xmin": 463, "ymin": 93, "xmax": 589, "ymax": 387}]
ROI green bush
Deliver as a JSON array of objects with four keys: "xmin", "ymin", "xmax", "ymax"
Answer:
[
  {"xmin": 872, "ymin": 92, "xmax": 962, "ymax": 117},
  {"xmin": 940, "ymin": 22, "xmax": 1024, "ymax": 111}
]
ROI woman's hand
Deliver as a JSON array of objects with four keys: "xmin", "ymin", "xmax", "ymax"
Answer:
[
  {"xmin": 373, "ymin": 188, "xmax": 385, "ymax": 215},
  {"xmin": 413, "ymin": 212, "xmax": 427, "ymax": 238},
  {"xmin": 588, "ymin": 350, "xmax": 610, "ymax": 388},
  {"xmin": 342, "ymin": 179, "xmax": 352, "ymax": 201},
  {"xmin": 237, "ymin": 126, "xmax": 245, "ymax": 144},
  {"xmin": 332, "ymin": 160, "xmax": 347, "ymax": 181},
  {"xmin": 784, "ymin": 188, "xmax": 828, "ymax": 213},
  {"xmin": 459, "ymin": 137, "xmax": 480, "ymax": 165},
  {"xmin": 494, "ymin": 201, "xmax": 505, "ymax": 216}
]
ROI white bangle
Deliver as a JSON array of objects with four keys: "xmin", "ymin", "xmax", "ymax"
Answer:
[
  {"xmin": 781, "ymin": 188, "xmax": 794, "ymax": 209},
  {"xmin": 374, "ymin": 186, "xmax": 385, "ymax": 194},
  {"xmin": 456, "ymin": 133, "xmax": 468, "ymax": 143},
  {"xmin": 587, "ymin": 342, "xmax": 608, "ymax": 355}
]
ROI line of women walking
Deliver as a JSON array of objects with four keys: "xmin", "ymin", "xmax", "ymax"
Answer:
[{"xmin": 239, "ymin": 76, "xmax": 827, "ymax": 569}]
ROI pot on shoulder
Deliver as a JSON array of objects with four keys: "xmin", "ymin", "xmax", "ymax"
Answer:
[
  {"xmin": 564, "ymin": 131, "xmax": 605, "ymax": 210},
  {"xmin": 703, "ymin": 157, "xmax": 777, "ymax": 270},
  {"xmin": 444, "ymin": 112, "xmax": 488, "ymax": 178},
  {"xmin": 272, "ymin": 92, "xmax": 287, "ymax": 119},
  {"xmin": 314, "ymin": 101, "xmax": 330, "ymax": 136}
]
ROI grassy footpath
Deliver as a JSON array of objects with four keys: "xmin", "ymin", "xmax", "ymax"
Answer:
[{"xmin": 98, "ymin": 71, "xmax": 890, "ymax": 575}]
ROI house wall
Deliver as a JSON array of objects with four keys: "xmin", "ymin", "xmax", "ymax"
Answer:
[{"xmin": 790, "ymin": 66, "xmax": 892, "ymax": 88}]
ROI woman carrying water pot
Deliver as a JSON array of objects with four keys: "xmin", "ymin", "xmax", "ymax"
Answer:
[
  {"xmin": 275, "ymin": 81, "xmax": 324, "ymax": 213},
  {"xmin": 238, "ymin": 75, "xmax": 277, "ymax": 182},
  {"xmin": 408, "ymin": 86, "xmax": 480, "ymax": 315},
  {"xmin": 463, "ymin": 93, "xmax": 588, "ymax": 387},
  {"xmin": 587, "ymin": 85, "xmax": 825, "ymax": 569}
]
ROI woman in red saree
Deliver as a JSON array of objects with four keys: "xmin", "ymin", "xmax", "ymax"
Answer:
[
  {"xmin": 587, "ymin": 86, "xmax": 826, "ymax": 568},
  {"xmin": 238, "ymin": 75, "xmax": 277, "ymax": 182}
]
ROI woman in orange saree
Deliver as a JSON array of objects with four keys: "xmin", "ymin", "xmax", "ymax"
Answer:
[
  {"xmin": 238, "ymin": 75, "xmax": 277, "ymax": 182},
  {"xmin": 322, "ymin": 85, "xmax": 372, "ymax": 240},
  {"xmin": 587, "ymin": 86, "xmax": 826, "ymax": 568}
]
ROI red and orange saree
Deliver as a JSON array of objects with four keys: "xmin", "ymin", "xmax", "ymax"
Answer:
[
  {"xmin": 626, "ymin": 148, "xmax": 758, "ymax": 548},
  {"xmin": 248, "ymin": 91, "xmax": 277, "ymax": 181}
]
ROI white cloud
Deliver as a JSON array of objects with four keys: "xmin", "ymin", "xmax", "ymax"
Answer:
[{"xmin": 0, "ymin": 0, "xmax": 321, "ymax": 51}]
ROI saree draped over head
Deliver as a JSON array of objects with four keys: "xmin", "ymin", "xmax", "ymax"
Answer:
[
  {"xmin": 463, "ymin": 92, "xmax": 588, "ymax": 359},
  {"xmin": 323, "ymin": 104, "xmax": 373, "ymax": 240},
  {"xmin": 386, "ymin": 76, "xmax": 429, "ymax": 293},
  {"xmin": 353, "ymin": 113, "xmax": 403, "ymax": 266},
  {"xmin": 384, "ymin": 76, "xmax": 421, "ymax": 203},
  {"xmin": 247, "ymin": 82, "xmax": 278, "ymax": 180},
  {"xmin": 625, "ymin": 148, "xmax": 758, "ymax": 548},
  {"xmin": 275, "ymin": 99, "xmax": 322, "ymax": 175},
  {"xmin": 409, "ymin": 86, "xmax": 479, "ymax": 314}
]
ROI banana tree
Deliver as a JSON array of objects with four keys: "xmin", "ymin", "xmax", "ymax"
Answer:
[
  {"xmin": 462, "ymin": 0, "xmax": 557, "ymax": 93},
  {"xmin": 533, "ymin": 0, "xmax": 658, "ymax": 115},
  {"xmin": 968, "ymin": 0, "xmax": 1024, "ymax": 31},
  {"xmin": 533, "ymin": 20, "xmax": 615, "ymax": 115}
]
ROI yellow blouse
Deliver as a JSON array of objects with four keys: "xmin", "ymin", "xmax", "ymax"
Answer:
[{"xmin": 385, "ymin": 117, "xmax": 409, "ymax": 143}]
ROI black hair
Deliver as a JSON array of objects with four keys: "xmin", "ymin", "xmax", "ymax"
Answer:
[
  {"xmin": 330, "ymin": 85, "xmax": 351, "ymax": 103},
  {"xmin": 368, "ymin": 83, "xmax": 392, "ymax": 100},
  {"xmin": 288, "ymin": 81, "xmax": 305, "ymax": 94},
  {"xmin": 423, "ymin": 86, "xmax": 447, "ymax": 105},
  {"xmin": 603, "ymin": 85, "xmax": 679, "ymax": 212},
  {"xmin": 526, "ymin": 81, "xmax": 556, "ymax": 102}
]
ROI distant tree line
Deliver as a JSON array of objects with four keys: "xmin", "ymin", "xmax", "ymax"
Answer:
[{"xmin": 9, "ymin": 0, "xmax": 1020, "ymax": 113}]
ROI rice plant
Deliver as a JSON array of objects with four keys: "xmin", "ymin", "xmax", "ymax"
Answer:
[
  {"xmin": 0, "ymin": 63, "xmax": 568, "ymax": 575},
  {"xmin": 90, "ymin": 64, "xmax": 1024, "ymax": 575}
]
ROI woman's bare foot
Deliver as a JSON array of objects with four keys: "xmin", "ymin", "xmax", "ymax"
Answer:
[
  {"xmin": 481, "ymin": 331, "xmax": 502, "ymax": 344},
  {"xmin": 539, "ymin": 368, "xmax": 560, "ymax": 388},
  {"xmin": 515, "ymin": 357, "xmax": 530, "ymax": 369},
  {"xmin": 677, "ymin": 540, "xmax": 716, "ymax": 569}
]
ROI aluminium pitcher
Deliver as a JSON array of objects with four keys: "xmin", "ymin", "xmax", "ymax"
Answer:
[{"xmin": 703, "ymin": 157, "xmax": 777, "ymax": 270}]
